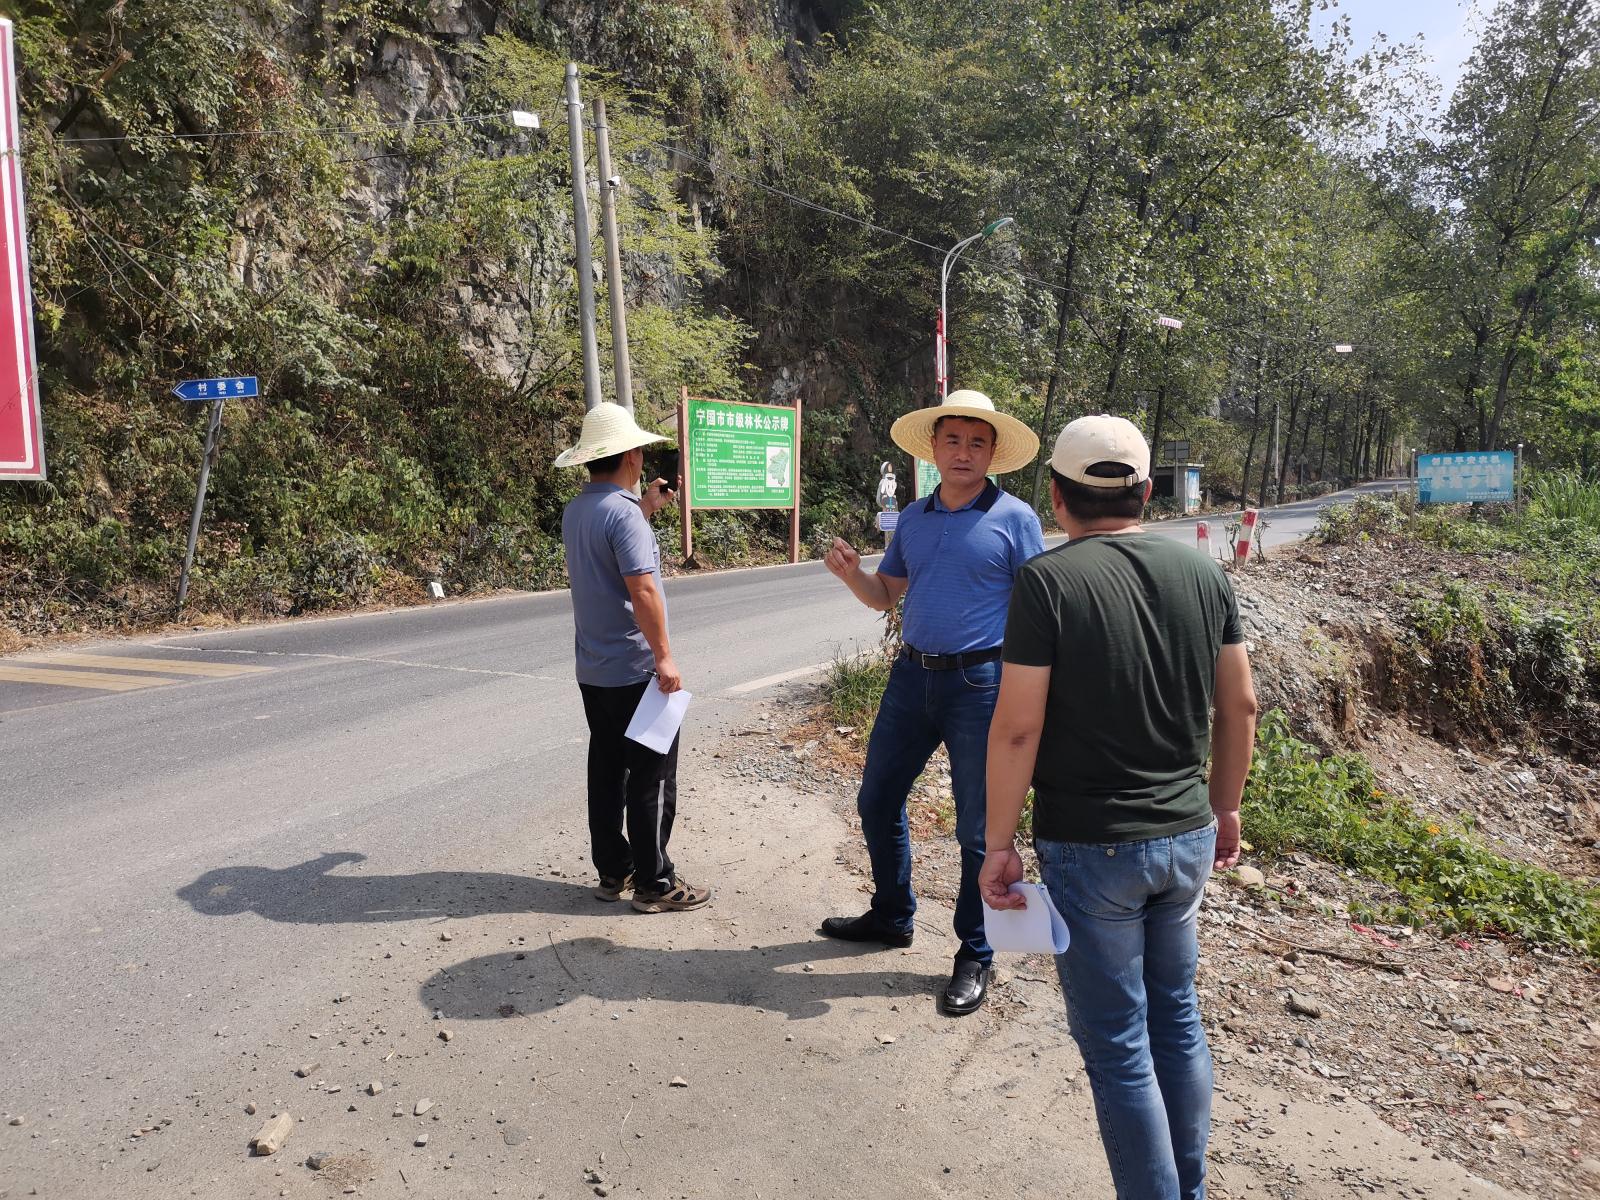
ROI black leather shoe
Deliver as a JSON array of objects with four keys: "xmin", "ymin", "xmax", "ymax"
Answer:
[
  {"xmin": 818, "ymin": 912, "xmax": 913, "ymax": 948},
  {"xmin": 940, "ymin": 959, "xmax": 992, "ymax": 1016}
]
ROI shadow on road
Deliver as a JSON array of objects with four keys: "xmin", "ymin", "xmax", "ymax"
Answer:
[
  {"xmin": 177, "ymin": 852, "xmax": 595, "ymax": 922},
  {"xmin": 420, "ymin": 937, "xmax": 944, "ymax": 1022}
]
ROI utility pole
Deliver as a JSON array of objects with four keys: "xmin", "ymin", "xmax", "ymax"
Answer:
[
  {"xmin": 1268, "ymin": 392, "xmax": 1281, "ymax": 505},
  {"xmin": 591, "ymin": 96, "xmax": 633, "ymax": 412},
  {"xmin": 176, "ymin": 399, "xmax": 225, "ymax": 612},
  {"xmin": 564, "ymin": 63, "xmax": 603, "ymax": 411}
]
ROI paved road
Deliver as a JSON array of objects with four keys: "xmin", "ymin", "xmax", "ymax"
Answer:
[{"xmin": 0, "ymin": 477, "xmax": 1418, "ymax": 1196}]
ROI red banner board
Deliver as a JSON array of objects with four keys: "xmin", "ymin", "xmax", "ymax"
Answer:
[{"xmin": 0, "ymin": 18, "xmax": 44, "ymax": 481}]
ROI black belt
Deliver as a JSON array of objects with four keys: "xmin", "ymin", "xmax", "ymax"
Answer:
[{"xmin": 900, "ymin": 643, "xmax": 1003, "ymax": 671}]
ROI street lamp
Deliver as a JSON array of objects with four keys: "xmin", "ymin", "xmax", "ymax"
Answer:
[{"xmin": 936, "ymin": 216, "xmax": 1013, "ymax": 398}]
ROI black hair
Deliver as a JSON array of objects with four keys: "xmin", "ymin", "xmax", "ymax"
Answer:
[
  {"xmin": 586, "ymin": 451, "xmax": 625, "ymax": 476},
  {"xmin": 1050, "ymin": 463, "xmax": 1147, "ymax": 520}
]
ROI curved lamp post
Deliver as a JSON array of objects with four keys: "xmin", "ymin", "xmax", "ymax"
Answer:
[{"xmin": 936, "ymin": 216, "xmax": 1013, "ymax": 399}]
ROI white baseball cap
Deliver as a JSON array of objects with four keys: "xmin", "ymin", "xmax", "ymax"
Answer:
[{"xmin": 1049, "ymin": 414, "xmax": 1151, "ymax": 488}]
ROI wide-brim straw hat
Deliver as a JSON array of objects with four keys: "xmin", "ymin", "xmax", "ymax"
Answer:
[
  {"xmin": 554, "ymin": 401, "xmax": 672, "ymax": 468},
  {"xmin": 889, "ymin": 389, "xmax": 1040, "ymax": 476}
]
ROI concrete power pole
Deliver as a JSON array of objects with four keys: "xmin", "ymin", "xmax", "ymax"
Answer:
[
  {"xmin": 564, "ymin": 63, "xmax": 603, "ymax": 411},
  {"xmin": 591, "ymin": 96, "xmax": 634, "ymax": 412}
]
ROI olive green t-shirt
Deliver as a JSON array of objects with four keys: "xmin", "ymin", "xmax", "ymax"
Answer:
[{"xmin": 1002, "ymin": 532, "xmax": 1244, "ymax": 843}]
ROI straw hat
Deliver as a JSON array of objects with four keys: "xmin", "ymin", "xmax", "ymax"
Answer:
[
  {"xmin": 889, "ymin": 390, "xmax": 1040, "ymax": 475},
  {"xmin": 554, "ymin": 402, "xmax": 672, "ymax": 468}
]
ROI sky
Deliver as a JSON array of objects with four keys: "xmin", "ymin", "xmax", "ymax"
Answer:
[{"xmin": 1310, "ymin": 0, "xmax": 1486, "ymax": 119}]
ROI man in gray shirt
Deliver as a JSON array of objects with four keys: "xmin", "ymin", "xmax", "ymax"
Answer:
[{"xmin": 558, "ymin": 403, "xmax": 710, "ymax": 914}]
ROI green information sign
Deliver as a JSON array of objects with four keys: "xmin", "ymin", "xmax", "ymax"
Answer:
[{"xmin": 686, "ymin": 397, "xmax": 798, "ymax": 509}]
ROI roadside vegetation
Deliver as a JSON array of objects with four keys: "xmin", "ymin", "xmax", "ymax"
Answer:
[
  {"xmin": 1244, "ymin": 712, "xmax": 1600, "ymax": 958},
  {"xmin": 4, "ymin": 0, "xmax": 1595, "ymax": 639},
  {"xmin": 1315, "ymin": 476, "xmax": 1600, "ymax": 759}
]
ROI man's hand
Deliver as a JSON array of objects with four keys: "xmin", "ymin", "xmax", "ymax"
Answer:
[
  {"xmin": 978, "ymin": 846, "xmax": 1026, "ymax": 910},
  {"xmin": 1213, "ymin": 809, "xmax": 1241, "ymax": 871},
  {"xmin": 641, "ymin": 476, "xmax": 679, "ymax": 519},
  {"xmin": 824, "ymin": 537, "xmax": 861, "ymax": 580},
  {"xmin": 653, "ymin": 655, "xmax": 683, "ymax": 694}
]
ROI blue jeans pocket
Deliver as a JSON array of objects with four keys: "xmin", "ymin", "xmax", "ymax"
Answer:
[
  {"xmin": 958, "ymin": 659, "xmax": 1000, "ymax": 691},
  {"xmin": 1055, "ymin": 840, "xmax": 1153, "ymax": 917}
]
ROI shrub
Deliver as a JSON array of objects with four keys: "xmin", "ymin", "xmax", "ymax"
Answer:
[{"xmin": 1312, "ymin": 494, "xmax": 1405, "ymax": 545}]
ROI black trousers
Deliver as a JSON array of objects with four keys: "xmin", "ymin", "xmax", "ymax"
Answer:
[{"xmin": 577, "ymin": 679, "xmax": 679, "ymax": 891}]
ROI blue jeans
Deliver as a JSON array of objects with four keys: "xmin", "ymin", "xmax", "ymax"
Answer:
[
  {"xmin": 856, "ymin": 654, "xmax": 997, "ymax": 963},
  {"xmin": 1038, "ymin": 822, "xmax": 1217, "ymax": 1200}
]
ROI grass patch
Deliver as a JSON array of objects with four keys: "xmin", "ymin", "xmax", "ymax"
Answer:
[
  {"xmin": 1243, "ymin": 710, "xmax": 1600, "ymax": 959},
  {"xmin": 825, "ymin": 648, "xmax": 894, "ymax": 736},
  {"xmin": 1527, "ymin": 471, "xmax": 1600, "ymax": 528}
]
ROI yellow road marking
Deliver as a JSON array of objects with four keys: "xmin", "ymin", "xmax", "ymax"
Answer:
[
  {"xmin": 27, "ymin": 652, "xmax": 269, "ymax": 678},
  {"xmin": 0, "ymin": 666, "xmax": 177, "ymax": 692}
]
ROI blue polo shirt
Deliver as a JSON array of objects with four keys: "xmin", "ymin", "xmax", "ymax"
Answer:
[
  {"xmin": 562, "ymin": 483, "xmax": 664, "ymax": 687},
  {"xmin": 879, "ymin": 481, "xmax": 1044, "ymax": 654}
]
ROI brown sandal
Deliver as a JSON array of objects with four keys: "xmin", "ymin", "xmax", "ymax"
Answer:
[{"xmin": 630, "ymin": 876, "xmax": 712, "ymax": 913}]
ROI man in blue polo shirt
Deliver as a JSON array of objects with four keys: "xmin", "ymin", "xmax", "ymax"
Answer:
[{"xmin": 820, "ymin": 390, "xmax": 1043, "ymax": 1015}]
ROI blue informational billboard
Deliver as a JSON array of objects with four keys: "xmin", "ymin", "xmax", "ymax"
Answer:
[{"xmin": 1416, "ymin": 451, "xmax": 1516, "ymax": 505}]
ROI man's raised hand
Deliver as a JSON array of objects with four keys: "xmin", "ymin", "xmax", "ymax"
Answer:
[
  {"xmin": 824, "ymin": 537, "xmax": 861, "ymax": 579},
  {"xmin": 641, "ymin": 476, "xmax": 678, "ymax": 519}
]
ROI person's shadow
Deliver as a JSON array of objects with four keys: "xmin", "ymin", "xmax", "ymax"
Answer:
[
  {"xmin": 176, "ymin": 852, "xmax": 595, "ymax": 923},
  {"xmin": 420, "ymin": 937, "xmax": 944, "ymax": 1022}
]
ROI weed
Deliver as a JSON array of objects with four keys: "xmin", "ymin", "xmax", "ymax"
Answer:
[
  {"xmin": 1242, "ymin": 711, "xmax": 1600, "ymax": 958},
  {"xmin": 1313, "ymin": 494, "xmax": 1406, "ymax": 545},
  {"xmin": 824, "ymin": 648, "xmax": 893, "ymax": 736},
  {"xmin": 1527, "ymin": 471, "xmax": 1600, "ymax": 530}
]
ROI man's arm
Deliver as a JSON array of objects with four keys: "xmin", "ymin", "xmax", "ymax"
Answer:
[
  {"xmin": 624, "ymin": 571, "xmax": 681, "ymax": 693},
  {"xmin": 823, "ymin": 537, "xmax": 909, "ymax": 612},
  {"xmin": 978, "ymin": 662, "xmax": 1051, "ymax": 911},
  {"xmin": 1209, "ymin": 642, "xmax": 1259, "ymax": 870}
]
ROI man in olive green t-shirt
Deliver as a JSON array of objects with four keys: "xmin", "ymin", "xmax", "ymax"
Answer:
[{"xmin": 978, "ymin": 415, "xmax": 1258, "ymax": 1200}]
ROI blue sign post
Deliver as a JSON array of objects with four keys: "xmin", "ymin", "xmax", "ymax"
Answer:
[
  {"xmin": 1416, "ymin": 451, "xmax": 1516, "ymax": 505},
  {"xmin": 173, "ymin": 376, "xmax": 258, "ymax": 402},
  {"xmin": 174, "ymin": 375, "xmax": 259, "ymax": 610}
]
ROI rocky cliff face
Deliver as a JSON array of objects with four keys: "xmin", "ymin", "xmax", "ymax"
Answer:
[{"xmin": 297, "ymin": 0, "xmax": 840, "ymax": 394}]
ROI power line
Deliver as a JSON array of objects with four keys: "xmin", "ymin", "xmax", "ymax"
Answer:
[
  {"xmin": 56, "ymin": 111, "xmax": 514, "ymax": 144},
  {"xmin": 45, "ymin": 102, "xmax": 1405, "ymax": 358},
  {"xmin": 639, "ymin": 133, "xmax": 1406, "ymax": 357}
]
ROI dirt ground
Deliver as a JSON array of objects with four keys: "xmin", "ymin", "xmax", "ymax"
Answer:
[{"xmin": 749, "ymin": 535, "xmax": 1600, "ymax": 1200}]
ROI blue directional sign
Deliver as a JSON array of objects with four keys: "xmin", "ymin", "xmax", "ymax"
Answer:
[
  {"xmin": 1417, "ymin": 451, "xmax": 1515, "ymax": 505},
  {"xmin": 173, "ymin": 376, "xmax": 258, "ymax": 402}
]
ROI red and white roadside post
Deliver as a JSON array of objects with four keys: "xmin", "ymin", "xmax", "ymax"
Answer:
[
  {"xmin": 0, "ymin": 17, "xmax": 45, "ymax": 482},
  {"xmin": 1235, "ymin": 508, "xmax": 1259, "ymax": 564},
  {"xmin": 1196, "ymin": 520, "xmax": 1210, "ymax": 557}
]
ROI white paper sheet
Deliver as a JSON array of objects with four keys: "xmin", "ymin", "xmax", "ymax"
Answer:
[
  {"xmin": 982, "ymin": 882, "xmax": 1071, "ymax": 954},
  {"xmin": 625, "ymin": 685, "xmax": 692, "ymax": 753}
]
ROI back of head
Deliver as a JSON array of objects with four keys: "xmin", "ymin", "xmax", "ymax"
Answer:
[{"xmin": 1048, "ymin": 415, "xmax": 1151, "ymax": 520}]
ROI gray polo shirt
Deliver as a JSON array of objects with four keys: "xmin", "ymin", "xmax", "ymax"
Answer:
[{"xmin": 561, "ymin": 482, "xmax": 664, "ymax": 687}]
